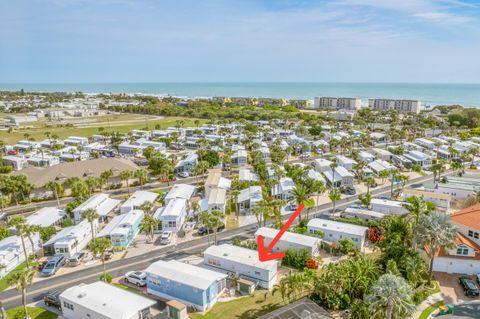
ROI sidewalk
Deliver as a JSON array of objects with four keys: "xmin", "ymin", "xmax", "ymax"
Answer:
[{"xmin": 410, "ymin": 292, "xmax": 444, "ymax": 319}]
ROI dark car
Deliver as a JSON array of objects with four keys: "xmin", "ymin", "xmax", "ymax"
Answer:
[
  {"xmin": 43, "ymin": 290, "xmax": 62, "ymax": 309},
  {"xmin": 342, "ymin": 187, "xmax": 356, "ymax": 195},
  {"xmin": 198, "ymin": 223, "xmax": 225, "ymax": 236},
  {"xmin": 459, "ymin": 277, "xmax": 480, "ymax": 297}
]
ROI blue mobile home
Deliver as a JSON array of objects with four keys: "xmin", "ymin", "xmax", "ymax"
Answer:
[
  {"xmin": 145, "ymin": 260, "xmax": 227, "ymax": 312},
  {"xmin": 97, "ymin": 210, "xmax": 144, "ymax": 249}
]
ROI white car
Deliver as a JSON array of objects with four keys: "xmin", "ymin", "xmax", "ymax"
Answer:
[
  {"xmin": 177, "ymin": 171, "xmax": 191, "ymax": 178},
  {"xmin": 160, "ymin": 231, "xmax": 172, "ymax": 245},
  {"xmin": 125, "ymin": 271, "xmax": 147, "ymax": 287}
]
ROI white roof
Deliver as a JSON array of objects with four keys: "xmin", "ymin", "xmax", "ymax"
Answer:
[
  {"xmin": 60, "ymin": 281, "xmax": 156, "ymax": 319},
  {"xmin": 371, "ymin": 198, "xmax": 405, "ymax": 208},
  {"xmin": 314, "ymin": 158, "xmax": 332, "ymax": 167},
  {"xmin": 26, "ymin": 207, "xmax": 66, "ymax": 227},
  {"xmin": 98, "ymin": 210, "xmax": 144, "ymax": 237},
  {"xmin": 238, "ymin": 168, "xmax": 260, "ymax": 182},
  {"xmin": 324, "ymin": 166, "xmax": 353, "ymax": 182},
  {"xmin": 121, "ymin": 191, "xmax": 158, "ymax": 209},
  {"xmin": 155, "ymin": 198, "xmax": 187, "ymax": 219},
  {"xmin": 145, "ymin": 260, "xmax": 227, "ymax": 290},
  {"xmin": 73, "ymin": 193, "xmax": 121, "ymax": 216},
  {"xmin": 238, "ymin": 186, "xmax": 263, "ymax": 203},
  {"xmin": 307, "ymin": 218, "xmax": 368, "ymax": 236},
  {"xmin": 204, "ymin": 244, "xmax": 277, "ymax": 271},
  {"xmin": 255, "ymin": 227, "xmax": 321, "ymax": 248},
  {"xmin": 208, "ymin": 188, "xmax": 227, "ymax": 206},
  {"xmin": 307, "ymin": 169, "xmax": 325, "ymax": 183},
  {"xmin": 44, "ymin": 220, "xmax": 93, "ymax": 246},
  {"xmin": 165, "ymin": 184, "xmax": 195, "ymax": 202}
]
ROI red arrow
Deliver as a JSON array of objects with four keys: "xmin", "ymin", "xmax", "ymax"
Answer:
[{"xmin": 257, "ymin": 203, "xmax": 305, "ymax": 262}]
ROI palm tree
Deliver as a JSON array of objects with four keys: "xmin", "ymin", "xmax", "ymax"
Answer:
[
  {"xmin": 416, "ymin": 212, "xmax": 458, "ymax": 285},
  {"xmin": 379, "ymin": 170, "xmax": 390, "ymax": 185},
  {"xmin": 119, "ymin": 170, "xmax": 132, "ymax": 194},
  {"xmin": 210, "ymin": 209, "xmax": 224, "ymax": 245},
  {"xmin": 329, "ymin": 162, "xmax": 338, "ymax": 189},
  {"xmin": 140, "ymin": 214, "xmax": 158, "ymax": 244},
  {"xmin": 365, "ymin": 274, "xmax": 416, "ymax": 319},
  {"xmin": 87, "ymin": 237, "xmax": 112, "ymax": 282},
  {"xmin": 401, "ymin": 196, "xmax": 435, "ymax": 249},
  {"xmin": 364, "ymin": 176, "xmax": 376, "ymax": 194},
  {"xmin": 22, "ymin": 224, "xmax": 39, "ymax": 262},
  {"xmin": 7, "ymin": 217, "xmax": 30, "ymax": 268},
  {"xmin": 140, "ymin": 201, "xmax": 154, "ymax": 215},
  {"xmin": 82, "ymin": 208, "xmax": 99, "ymax": 239},
  {"xmin": 45, "ymin": 181, "xmax": 63, "ymax": 206},
  {"xmin": 0, "ymin": 300, "xmax": 6, "ymax": 319},
  {"xmin": 135, "ymin": 168, "xmax": 149, "ymax": 187},
  {"xmin": 199, "ymin": 211, "xmax": 214, "ymax": 246},
  {"xmin": 292, "ymin": 184, "xmax": 314, "ymax": 222},
  {"xmin": 100, "ymin": 169, "xmax": 113, "ymax": 190},
  {"xmin": 7, "ymin": 267, "xmax": 36, "ymax": 319},
  {"xmin": 329, "ymin": 188, "xmax": 341, "ymax": 214}
]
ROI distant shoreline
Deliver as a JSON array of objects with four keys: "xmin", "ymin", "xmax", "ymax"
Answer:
[{"xmin": 1, "ymin": 82, "xmax": 480, "ymax": 107}]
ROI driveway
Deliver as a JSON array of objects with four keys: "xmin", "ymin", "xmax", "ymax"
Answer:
[{"xmin": 434, "ymin": 272, "xmax": 474, "ymax": 305}]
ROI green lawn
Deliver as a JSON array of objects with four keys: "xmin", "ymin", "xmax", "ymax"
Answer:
[
  {"xmin": 190, "ymin": 290, "xmax": 297, "ymax": 319},
  {"xmin": 0, "ymin": 262, "xmax": 27, "ymax": 292},
  {"xmin": 112, "ymin": 282, "xmax": 143, "ymax": 295},
  {"xmin": 419, "ymin": 301, "xmax": 445, "ymax": 319},
  {"xmin": 0, "ymin": 114, "xmax": 207, "ymax": 144},
  {"xmin": 6, "ymin": 307, "xmax": 58, "ymax": 319}
]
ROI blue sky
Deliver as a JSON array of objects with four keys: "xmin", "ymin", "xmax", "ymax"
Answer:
[{"xmin": 1, "ymin": 0, "xmax": 480, "ymax": 83}]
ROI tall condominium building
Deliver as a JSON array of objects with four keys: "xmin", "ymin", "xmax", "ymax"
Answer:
[
  {"xmin": 368, "ymin": 99, "xmax": 423, "ymax": 114},
  {"xmin": 313, "ymin": 97, "xmax": 361, "ymax": 110}
]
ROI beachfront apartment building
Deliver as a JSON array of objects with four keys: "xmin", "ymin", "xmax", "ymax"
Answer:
[
  {"xmin": 204, "ymin": 244, "xmax": 278, "ymax": 289},
  {"xmin": 60, "ymin": 281, "xmax": 156, "ymax": 319},
  {"xmin": 145, "ymin": 260, "xmax": 227, "ymax": 312},
  {"xmin": 368, "ymin": 98, "xmax": 423, "ymax": 114},
  {"xmin": 313, "ymin": 97, "xmax": 361, "ymax": 110}
]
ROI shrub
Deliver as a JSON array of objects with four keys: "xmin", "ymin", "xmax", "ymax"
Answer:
[
  {"xmin": 282, "ymin": 249, "xmax": 310, "ymax": 270},
  {"xmin": 99, "ymin": 272, "xmax": 113, "ymax": 283},
  {"xmin": 339, "ymin": 239, "xmax": 357, "ymax": 255}
]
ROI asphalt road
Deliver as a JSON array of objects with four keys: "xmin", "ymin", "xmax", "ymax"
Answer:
[{"xmin": 0, "ymin": 170, "xmax": 445, "ymax": 308}]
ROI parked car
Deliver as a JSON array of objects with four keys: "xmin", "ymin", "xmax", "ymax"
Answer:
[
  {"xmin": 67, "ymin": 252, "xmax": 86, "ymax": 267},
  {"xmin": 160, "ymin": 231, "xmax": 173, "ymax": 245},
  {"xmin": 43, "ymin": 290, "xmax": 62, "ymax": 309},
  {"xmin": 198, "ymin": 223, "xmax": 225, "ymax": 236},
  {"xmin": 177, "ymin": 171, "xmax": 191, "ymax": 178},
  {"xmin": 459, "ymin": 276, "xmax": 480, "ymax": 297},
  {"xmin": 125, "ymin": 271, "xmax": 147, "ymax": 287},
  {"xmin": 476, "ymin": 273, "xmax": 480, "ymax": 285},
  {"xmin": 341, "ymin": 187, "xmax": 356, "ymax": 195},
  {"xmin": 41, "ymin": 255, "xmax": 66, "ymax": 277}
]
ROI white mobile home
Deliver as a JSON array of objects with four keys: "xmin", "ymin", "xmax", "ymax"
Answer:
[
  {"xmin": 204, "ymin": 244, "xmax": 278, "ymax": 289},
  {"xmin": 371, "ymin": 148, "xmax": 393, "ymax": 161},
  {"xmin": 120, "ymin": 191, "xmax": 158, "ymax": 214},
  {"xmin": 238, "ymin": 186, "xmax": 263, "ymax": 214},
  {"xmin": 26, "ymin": 207, "xmax": 66, "ymax": 228},
  {"xmin": 154, "ymin": 198, "xmax": 187, "ymax": 233},
  {"xmin": 341, "ymin": 207, "xmax": 385, "ymax": 221},
  {"xmin": 271, "ymin": 177, "xmax": 295, "ymax": 201},
  {"xmin": 313, "ymin": 158, "xmax": 333, "ymax": 173},
  {"xmin": 324, "ymin": 166, "xmax": 354, "ymax": 188},
  {"xmin": 336, "ymin": 155, "xmax": 357, "ymax": 171},
  {"xmin": 370, "ymin": 198, "xmax": 409, "ymax": 215},
  {"xmin": 164, "ymin": 184, "xmax": 195, "ymax": 205},
  {"xmin": 0, "ymin": 234, "xmax": 41, "ymax": 278},
  {"xmin": 60, "ymin": 281, "xmax": 156, "ymax": 319},
  {"xmin": 307, "ymin": 218, "xmax": 368, "ymax": 250},
  {"xmin": 402, "ymin": 188, "xmax": 451, "ymax": 211},
  {"xmin": 43, "ymin": 219, "xmax": 97, "ymax": 257},
  {"xmin": 255, "ymin": 227, "xmax": 321, "ymax": 257},
  {"xmin": 73, "ymin": 193, "xmax": 121, "ymax": 223}
]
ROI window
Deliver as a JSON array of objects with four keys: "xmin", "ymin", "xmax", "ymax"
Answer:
[
  {"xmin": 63, "ymin": 302, "xmax": 74, "ymax": 311},
  {"xmin": 467, "ymin": 230, "xmax": 479, "ymax": 239},
  {"xmin": 254, "ymin": 271, "xmax": 261, "ymax": 276},
  {"xmin": 457, "ymin": 247, "xmax": 469, "ymax": 255}
]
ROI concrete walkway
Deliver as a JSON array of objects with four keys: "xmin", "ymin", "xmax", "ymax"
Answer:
[{"xmin": 410, "ymin": 292, "xmax": 444, "ymax": 319}]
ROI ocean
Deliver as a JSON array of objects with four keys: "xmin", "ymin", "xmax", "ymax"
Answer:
[{"xmin": 0, "ymin": 82, "xmax": 479, "ymax": 107}]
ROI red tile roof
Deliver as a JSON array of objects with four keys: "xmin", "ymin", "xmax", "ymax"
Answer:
[{"xmin": 451, "ymin": 203, "xmax": 480, "ymax": 230}]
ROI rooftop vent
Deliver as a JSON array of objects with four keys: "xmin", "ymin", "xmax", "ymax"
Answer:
[{"xmin": 77, "ymin": 292, "xmax": 87, "ymax": 298}]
